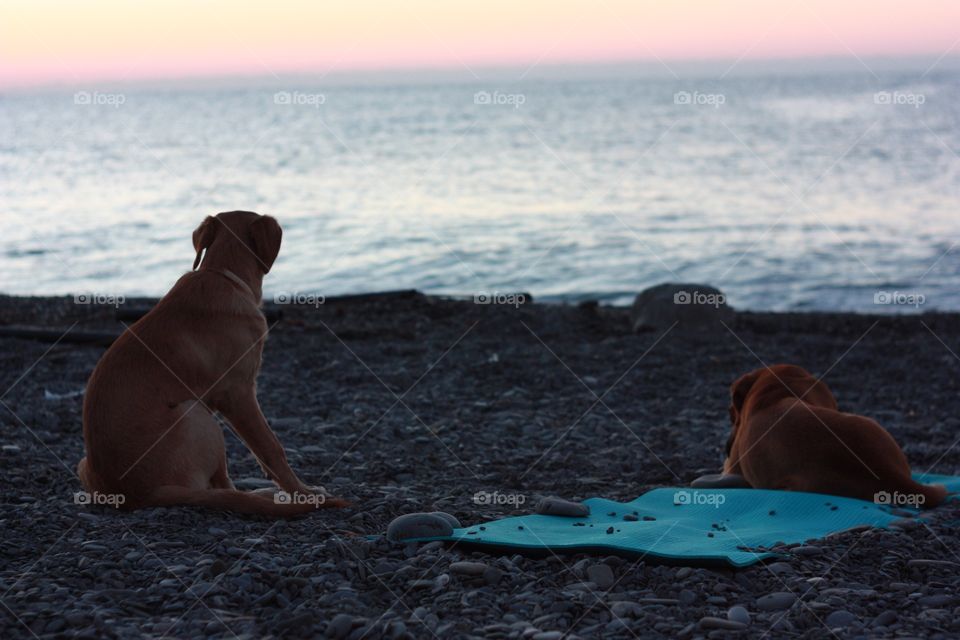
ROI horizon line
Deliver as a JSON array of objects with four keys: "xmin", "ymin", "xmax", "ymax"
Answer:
[{"xmin": 4, "ymin": 52, "xmax": 959, "ymax": 92}]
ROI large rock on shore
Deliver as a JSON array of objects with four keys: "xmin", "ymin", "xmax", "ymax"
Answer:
[{"xmin": 630, "ymin": 283, "xmax": 734, "ymax": 332}]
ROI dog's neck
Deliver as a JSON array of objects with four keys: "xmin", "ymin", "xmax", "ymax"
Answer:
[
  {"xmin": 213, "ymin": 269, "xmax": 257, "ymax": 300},
  {"xmin": 197, "ymin": 260, "xmax": 264, "ymax": 304},
  {"xmin": 745, "ymin": 375, "xmax": 835, "ymax": 415}
]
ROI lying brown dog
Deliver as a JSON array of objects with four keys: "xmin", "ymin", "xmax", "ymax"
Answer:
[
  {"xmin": 78, "ymin": 211, "xmax": 347, "ymax": 516},
  {"xmin": 723, "ymin": 364, "xmax": 946, "ymax": 508}
]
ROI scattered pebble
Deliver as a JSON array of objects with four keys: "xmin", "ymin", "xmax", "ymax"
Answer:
[
  {"xmin": 4, "ymin": 296, "xmax": 960, "ymax": 638},
  {"xmin": 586, "ymin": 564, "xmax": 615, "ymax": 589},
  {"xmin": 756, "ymin": 592, "xmax": 796, "ymax": 611},
  {"xmin": 794, "ymin": 545, "xmax": 822, "ymax": 556},
  {"xmin": 872, "ymin": 610, "xmax": 897, "ymax": 627},
  {"xmin": 699, "ymin": 617, "xmax": 747, "ymax": 631},
  {"xmin": 386, "ymin": 513, "xmax": 455, "ymax": 542},
  {"xmin": 825, "ymin": 610, "xmax": 858, "ymax": 628},
  {"xmin": 727, "ymin": 606, "xmax": 750, "ymax": 626},
  {"xmin": 449, "ymin": 561, "xmax": 488, "ymax": 576},
  {"xmin": 327, "ymin": 613, "xmax": 354, "ymax": 639}
]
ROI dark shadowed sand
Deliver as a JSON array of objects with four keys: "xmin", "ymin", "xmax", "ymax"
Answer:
[{"xmin": 2, "ymin": 293, "xmax": 960, "ymax": 639}]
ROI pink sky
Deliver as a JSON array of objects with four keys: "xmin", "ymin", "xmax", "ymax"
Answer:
[{"xmin": 2, "ymin": 0, "xmax": 958, "ymax": 88}]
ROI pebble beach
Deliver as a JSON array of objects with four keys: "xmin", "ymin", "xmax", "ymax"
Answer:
[{"xmin": 2, "ymin": 293, "xmax": 960, "ymax": 639}]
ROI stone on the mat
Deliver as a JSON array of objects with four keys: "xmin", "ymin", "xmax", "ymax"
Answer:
[
  {"xmin": 536, "ymin": 496, "xmax": 590, "ymax": 517},
  {"xmin": 429, "ymin": 512, "xmax": 461, "ymax": 528},
  {"xmin": 386, "ymin": 513, "xmax": 454, "ymax": 542}
]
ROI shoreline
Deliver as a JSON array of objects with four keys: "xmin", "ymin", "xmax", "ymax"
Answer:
[
  {"xmin": 2, "ymin": 292, "xmax": 960, "ymax": 637},
  {"xmin": 1, "ymin": 290, "xmax": 957, "ymax": 324}
]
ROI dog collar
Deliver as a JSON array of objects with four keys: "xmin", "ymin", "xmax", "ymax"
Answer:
[{"xmin": 209, "ymin": 269, "xmax": 258, "ymax": 302}]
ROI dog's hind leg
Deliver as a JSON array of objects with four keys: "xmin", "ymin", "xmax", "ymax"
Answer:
[
  {"xmin": 148, "ymin": 400, "xmax": 231, "ymax": 491},
  {"xmin": 210, "ymin": 451, "xmax": 234, "ymax": 490}
]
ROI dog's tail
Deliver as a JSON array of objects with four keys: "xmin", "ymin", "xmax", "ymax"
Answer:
[
  {"xmin": 144, "ymin": 486, "xmax": 349, "ymax": 517},
  {"xmin": 902, "ymin": 478, "xmax": 949, "ymax": 509}
]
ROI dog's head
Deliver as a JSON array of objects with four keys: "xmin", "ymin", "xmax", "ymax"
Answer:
[
  {"xmin": 192, "ymin": 211, "xmax": 282, "ymax": 274},
  {"xmin": 725, "ymin": 364, "xmax": 838, "ymax": 455}
]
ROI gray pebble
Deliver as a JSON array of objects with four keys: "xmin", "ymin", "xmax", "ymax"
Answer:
[
  {"xmin": 610, "ymin": 601, "xmax": 640, "ymax": 617},
  {"xmin": 794, "ymin": 545, "xmax": 822, "ymax": 556},
  {"xmin": 586, "ymin": 564, "xmax": 615, "ymax": 589},
  {"xmin": 699, "ymin": 617, "xmax": 747, "ymax": 631},
  {"xmin": 483, "ymin": 567, "xmax": 504, "ymax": 585},
  {"xmin": 825, "ymin": 610, "xmax": 857, "ymax": 628},
  {"xmin": 386, "ymin": 513, "xmax": 454, "ymax": 542},
  {"xmin": 756, "ymin": 592, "xmax": 796, "ymax": 611},
  {"xmin": 327, "ymin": 613, "xmax": 353, "ymax": 639},
  {"xmin": 449, "ymin": 561, "xmax": 488, "ymax": 576},
  {"xmin": 918, "ymin": 594, "xmax": 954, "ymax": 607},
  {"xmin": 429, "ymin": 511, "xmax": 461, "ymax": 529},
  {"xmin": 872, "ymin": 610, "xmax": 897, "ymax": 626},
  {"xmin": 531, "ymin": 632, "xmax": 563, "ymax": 640},
  {"xmin": 727, "ymin": 605, "xmax": 750, "ymax": 625},
  {"xmin": 907, "ymin": 559, "xmax": 958, "ymax": 569}
]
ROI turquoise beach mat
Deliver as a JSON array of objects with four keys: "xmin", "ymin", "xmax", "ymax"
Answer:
[{"xmin": 424, "ymin": 474, "xmax": 960, "ymax": 568}]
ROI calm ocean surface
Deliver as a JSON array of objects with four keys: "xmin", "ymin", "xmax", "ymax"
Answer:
[{"xmin": 2, "ymin": 67, "xmax": 958, "ymax": 311}]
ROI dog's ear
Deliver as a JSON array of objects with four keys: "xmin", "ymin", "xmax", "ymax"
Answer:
[
  {"xmin": 249, "ymin": 215, "xmax": 282, "ymax": 274},
  {"xmin": 726, "ymin": 370, "xmax": 760, "ymax": 458},
  {"xmin": 192, "ymin": 216, "xmax": 218, "ymax": 270},
  {"xmin": 729, "ymin": 369, "xmax": 760, "ymax": 425}
]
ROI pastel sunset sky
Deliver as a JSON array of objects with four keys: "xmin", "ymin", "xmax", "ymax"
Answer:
[{"xmin": 2, "ymin": 0, "xmax": 958, "ymax": 88}]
